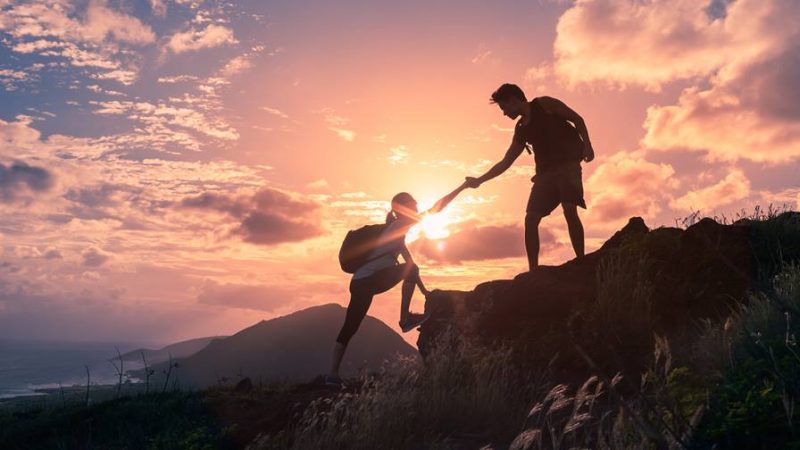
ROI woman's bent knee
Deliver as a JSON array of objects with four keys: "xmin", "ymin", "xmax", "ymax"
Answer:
[{"xmin": 404, "ymin": 263, "xmax": 419, "ymax": 281}]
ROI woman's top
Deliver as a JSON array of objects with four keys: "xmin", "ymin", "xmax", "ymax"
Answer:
[{"xmin": 352, "ymin": 219, "xmax": 410, "ymax": 280}]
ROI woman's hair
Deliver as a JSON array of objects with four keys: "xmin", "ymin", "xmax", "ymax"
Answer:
[{"xmin": 386, "ymin": 192, "xmax": 416, "ymax": 224}]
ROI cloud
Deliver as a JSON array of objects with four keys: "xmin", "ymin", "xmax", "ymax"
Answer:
[
  {"xmin": 1, "ymin": 0, "xmax": 155, "ymax": 45},
  {"xmin": 164, "ymin": 24, "xmax": 237, "ymax": 54},
  {"xmin": 149, "ymin": 0, "xmax": 167, "ymax": 18},
  {"xmin": 260, "ymin": 106, "xmax": 290, "ymax": 120},
  {"xmin": 584, "ymin": 152, "xmax": 677, "ymax": 227},
  {"xmin": 305, "ymin": 179, "xmax": 329, "ymax": 190},
  {"xmin": 642, "ymin": 41, "xmax": 800, "ymax": 163},
  {"xmin": 388, "ymin": 145, "xmax": 409, "ymax": 165},
  {"xmin": 552, "ymin": 0, "xmax": 800, "ymax": 163},
  {"xmin": 63, "ymin": 183, "xmax": 127, "ymax": 208},
  {"xmin": 0, "ymin": 116, "xmax": 41, "ymax": 145},
  {"xmin": 179, "ymin": 187, "xmax": 325, "ymax": 246},
  {"xmin": 670, "ymin": 168, "xmax": 751, "ymax": 212},
  {"xmin": 318, "ymin": 108, "xmax": 356, "ymax": 142},
  {"xmin": 157, "ymin": 75, "xmax": 200, "ymax": 83},
  {"xmin": 218, "ymin": 55, "xmax": 253, "ymax": 78},
  {"xmin": 82, "ymin": 0, "xmax": 156, "ymax": 44},
  {"xmin": 471, "ymin": 44, "xmax": 493, "ymax": 64},
  {"xmin": 330, "ymin": 128, "xmax": 356, "ymax": 142},
  {"xmin": 82, "ymin": 246, "xmax": 112, "ymax": 267},
  {"xmin": 0, "ymin": 68, "xmax": 34, "ymax": 91},
  {"xmin": 524, "ymin": 63, "xmax": 552, "ymax": 89},
  {"xmin": 0, "ymin": 161, "xmax": 55, "ymax": 203},
  {"xmin": 411, "ymin": 222, "xmax": 555, "ymax": 263},
  {"xmin": 1, "ymin": 0, "xmax": 153, "ymax": 85},
  {"xmin": 89, "ymin": 99, "xmax": 239, "ymax": 142},
  {"xmin": 43, "ymin": 248, "xmax": 63, "ymax": 260},
  {"xmin": 554, "ymin": 0, "xmax": 744, "ymax": 90}
]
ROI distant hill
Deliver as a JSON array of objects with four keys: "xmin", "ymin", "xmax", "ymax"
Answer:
[
  {"xmin": 164, "ymin": 303, "xmax": 418, "ymax": 388},
  {"xmin": 120, "ymin": 336, "xmax": 226, "ymax": 365}
]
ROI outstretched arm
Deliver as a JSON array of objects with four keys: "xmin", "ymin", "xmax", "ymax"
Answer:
[
  {"xmin": 466, "ymin": 140, "xmax": 526, "ymax": 188},
  {"xmin": 425, "ymin": 181, "xmax": 469, "ymax": 216},
  {"xmin": 538, "ymin": 96, "xmax": 595, "ymax": 162}
]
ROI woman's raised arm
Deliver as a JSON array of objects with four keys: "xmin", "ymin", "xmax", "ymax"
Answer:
[{"xmin": 425, "ymin": 181, "xmax": 468, "ymax": 215}]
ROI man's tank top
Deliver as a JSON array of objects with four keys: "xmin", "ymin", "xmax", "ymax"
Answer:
[{"xmin": 512, "ymin": 97, "xmax": 584, "ymax": 174}]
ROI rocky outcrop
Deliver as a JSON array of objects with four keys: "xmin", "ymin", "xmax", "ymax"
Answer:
[{"xmin": 419, "ymin": 213, "xmax": 800, "ymax": 384}]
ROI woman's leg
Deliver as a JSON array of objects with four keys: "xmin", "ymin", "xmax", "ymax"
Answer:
[
  {"xmin": 361, "ymin": 263, "xmax": 421, "ymax": 323},
  {"xmin": 399, "ymin": 264, "xmax": 420, "ymax": 323},
  {"xmin": 330, "ymin": 264, "xmax": 422, "ymax": 377},
  {"xmin": 331, "ymin": 286, "xmax": 373, "ymax": 377}
]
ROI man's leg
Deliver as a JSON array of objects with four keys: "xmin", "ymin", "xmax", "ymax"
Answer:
[
  {"xmin": 562, "ymin": 202, "xmax": 585, "ymax": 258},
  {"xmin": 525, "ymin": 212, "xmax": 543, "ymax": 271}
]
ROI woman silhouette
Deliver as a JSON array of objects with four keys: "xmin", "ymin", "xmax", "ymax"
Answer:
[{"xmin": 327, "ymin": 182, "xmax": 467, "ymax": 387}]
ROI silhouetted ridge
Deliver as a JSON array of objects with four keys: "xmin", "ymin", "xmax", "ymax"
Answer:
[
  {"xmin": 120, "ymin": 336, "xmax": 226, "ymax": 364},
  {"xmin": 419, "ymin": 212, "xmax": 800, "ymax": 385},
  {"xmin": 161, "ymin": 303, "xmax": 417, "ymax": 388}
]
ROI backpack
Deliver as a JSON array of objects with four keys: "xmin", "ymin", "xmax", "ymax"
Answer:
[{"xmin": 338, "ymin": 223, "xmax": 391, "ymax": 273}]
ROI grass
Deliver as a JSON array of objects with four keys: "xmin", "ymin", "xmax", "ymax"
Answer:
[
  {"xmin": 250, "ymin": 328, "xmax": 549, "ymax": 450},
  {"xmin": 691, "ymin": 263, "xmax": 800, "ymax": 448}
]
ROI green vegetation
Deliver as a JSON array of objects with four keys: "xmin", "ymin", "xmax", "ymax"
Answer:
[
  {"xmin": 693, "ymin": 264, "xmax": 800, "ymax": 449},
  {"xmin": 0, "ymin": 391, "xmax": 233, "ymax": 450}
]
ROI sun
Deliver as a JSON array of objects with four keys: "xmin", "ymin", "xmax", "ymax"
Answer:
[{"xmin": 406, "ymin": 197, "xmax": 459, "ymax": 243}]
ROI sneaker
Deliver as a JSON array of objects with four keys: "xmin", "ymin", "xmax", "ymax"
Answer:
[
  {"xmin": 323, "ymin": 374, "xmax": 344, "ymax": 389},
  {"xmin": 399, "ymin": 312, "xmax": 430, "ymax": 333}
]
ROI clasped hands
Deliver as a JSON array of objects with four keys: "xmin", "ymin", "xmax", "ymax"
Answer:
[{"xmin": 464, "ymin": 176, "xmax": 481, "ymax": 189}]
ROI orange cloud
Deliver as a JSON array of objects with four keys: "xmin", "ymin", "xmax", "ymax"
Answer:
[
  {"xmin": 584, "ymin": 152, "xmax": 677, "ymax": 227},
  {"xmin": 552, "ymin": 0, "xmax": 781, "ymax": 91},
  {"xmin": 554, "ymin": 0, "xmax": 726, "ymax": 90},
  {"xmin": 643, "ymin": 45, "xmax": 800, "ymax": 162},
  {"xmin": 552, "ymin": 0, "xmax": 800, "ymax": 163},
  {"xmin": 670, "ymin": 168, "xmax": 751, "ymax": 212}
]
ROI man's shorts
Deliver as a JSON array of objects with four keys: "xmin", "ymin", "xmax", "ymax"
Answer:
[{"xmin": 526, "ymin": 163, "xmax": 586, "ymax": 217}]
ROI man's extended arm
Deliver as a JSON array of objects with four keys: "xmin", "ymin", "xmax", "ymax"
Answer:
[
  {"xmin": 538, "ymin": 96, "xmax": 595, "ymax": 162},
  {"xmin": 466, "ymin": 140, "xmax": 525, "ymax": 188}
]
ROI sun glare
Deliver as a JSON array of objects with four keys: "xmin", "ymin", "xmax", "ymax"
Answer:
[{"xmin": 406, "ymin": 198, "xmax": 459, "ymax": 243}]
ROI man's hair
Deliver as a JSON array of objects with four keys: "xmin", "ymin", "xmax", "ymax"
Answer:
[{"xmin": 490, "ymin": 83, "xmax": 526, "ymax": 104}]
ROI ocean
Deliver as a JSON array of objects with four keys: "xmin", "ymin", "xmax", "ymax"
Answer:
[{"xmin": 0, "ymin": 340, "xmax": 155, "ymax": 399}]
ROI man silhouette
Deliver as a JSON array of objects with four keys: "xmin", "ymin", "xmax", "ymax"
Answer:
[{"xmin": 466, "ymin": 83, "xmax": 595, "ymax": 270}]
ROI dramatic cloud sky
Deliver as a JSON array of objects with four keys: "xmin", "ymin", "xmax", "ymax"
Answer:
[{"xmin": 1, "ymin": 0, "xmax": 797, "ymax": 345}]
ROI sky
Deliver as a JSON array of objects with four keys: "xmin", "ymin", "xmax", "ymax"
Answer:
[{"xmin": 0, "ymin": 0, "xmax": 798, "ymax": 345}]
